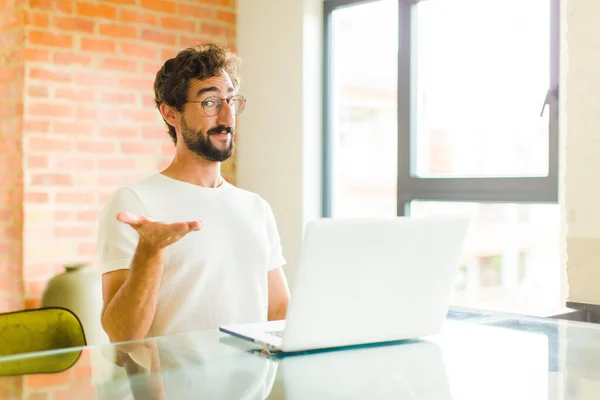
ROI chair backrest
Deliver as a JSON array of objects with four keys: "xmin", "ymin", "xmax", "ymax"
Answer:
[{"xmin": 0, "ymin": 307, "xmax": 87, "ymax": 375}]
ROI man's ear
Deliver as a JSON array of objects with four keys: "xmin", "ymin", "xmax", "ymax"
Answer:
[{"xmin": 159, "ymin": 102, "xmax": 180, "ymax": 130}]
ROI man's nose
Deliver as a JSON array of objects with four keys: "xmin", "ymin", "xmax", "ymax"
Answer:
[{"xmin": 217, "ymin": 100, "xmax": 235, "ymax": 127}]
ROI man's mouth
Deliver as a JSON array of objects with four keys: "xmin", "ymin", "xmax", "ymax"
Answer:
[{"xmin": 208, "ymin": 126, "xmax": 232, "ymax": 136}]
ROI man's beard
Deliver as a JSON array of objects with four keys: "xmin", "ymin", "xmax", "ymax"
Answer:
[{"xmin": 180, "ymin": 116, "xmax": 235, "ymax": 162}]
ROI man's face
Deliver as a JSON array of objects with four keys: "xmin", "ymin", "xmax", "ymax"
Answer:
[{"xmin": 179, "ymin": 73, "xmax": 236, "ymax": 162}]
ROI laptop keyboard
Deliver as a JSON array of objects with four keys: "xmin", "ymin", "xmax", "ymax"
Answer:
[{"xmin": 266, "ymin": 330, "xmax": 284, "ymax": 338}]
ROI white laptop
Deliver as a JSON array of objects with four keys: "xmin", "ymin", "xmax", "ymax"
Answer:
[{"xmin": 219, "ymin": 216, "xmax": 469, "ymax": 353}]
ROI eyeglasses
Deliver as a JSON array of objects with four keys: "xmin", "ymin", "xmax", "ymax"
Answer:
[{"xmin": 186, "ymin": 95, "xmax": 246, "ymax": 117}]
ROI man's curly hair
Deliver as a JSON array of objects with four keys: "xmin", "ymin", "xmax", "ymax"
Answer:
[{"xmin": 153, "ymin": 43, "xmax": 241, "ymax": 144}]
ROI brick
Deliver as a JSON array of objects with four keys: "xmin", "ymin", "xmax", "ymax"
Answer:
[
  {"xmin": 24, "ymin": 369, "xmax": 72, "ymax": 389},
  {"xmin": 176, "ymin": 4, "xmax": 214, "ymax": 19},
  {"xmin": 27, "ymin": 84, "xmax": 49, "ymax": 98},
  {"xmin": 29, "ymin": 67, "xmax": 72, "ymax": 83},
  {"xmin": 119, "ymin": 77, "xmax": 154, "ymax": 91},
  {"xmin": 25, "ymin": 12, "xmax": 50, "ymax": 28},
  {"xmin": 217, "ymin": 10, "xmax": 236, "ymax": 25},
  {"xmin": 0, "ymin": 120, "xmax": 23, "ymax": 137},
  {"xmin": 98, "ymin": 175, "xmax": 120, "ymax": 186},
  {"xmin": 104, "ymin": 0, "xmax": 135, "ymax": 4},
  {"xmin": 55, "ymin": 156, "xmax": 95, "ymax": 169},
  {"xmin": 25, "ymin": 281, "xmax": 46, "ymax": 298},
  {"xmin": 5, "ymin": 50, "xmax": 24, "ymax": 64},
  {"xmin": 118, "ymin": 9, "xmax": 157, "ymax": 25},
  {"xmin": 160, "ymin": 16, "xmax": 196, "ymax": 33},
  {"xmin": 27, "ymin": 156, "xmax": 48, "ymax": 168},
  {"xmin": 203, "ymin": 0, "xmax": 229, "ymax": 5},
  {"xmin": 54, "ymin": 210, "xmax": 76, "ymax": 220},
  {"xmin": 53, "ymin": 15, "xmax": 95, "ymax": 34},
  {"xmin": 0, "ymin": 30, "xmax": 21, "ymax": 51},
  {"xmin": 142, "ymin": 126, "xmax": 165, "ymax": 140},
  {"xmin": 29, "ymin": 30, "xmax": 72, "ymax": 48},
  {"xmin": 101, "ymin": 92, "xmax": 137, "ymax": 105},
  {"xmin": 119, "ymin": 108, "xmax": 157, "ymax": 124},
  {"xmin": 31, "ymin": 173, "xmax": 72, "ymax": 186},
  {"xmin": 29, "ymin": 0, "xmax": 73, "ymax": 13},
  {"xmin": 28, "ymin": 102, "xmax": 72, "ymax": 118},
  {"xmin": 119, "ymin": 42, "xmax": 157, "ymax": 59},
  {"xmin": 55, "ymin": 88, "xmax": 95, "ymax": 103},
  {"xmin": 98, "ymin": 158, "xmax": 136, "ymax": 170},
  {"xmin": 161, "ymin": 143, "xmax": 175, "ymax": 156},
  {"xmin": 141, "ymin": 0, "xmax": 175, "ymax": 13},
  {"xmin": 54, "ymin": 226, "xmax": 94, "ymax": 238},
  {"xmin": 76, "ymin": 1, "xmax": 116, "ymax": 19},
  {"xmin": 73, "ymin": 363, "xmax": 92, "ymax": 380},
  {"xmin": 180, "ymin": 36, "xmax": 206, "ymax": 48},
  {"xmin": 142, "ymin": 62, "xmax": 162, "ymax": 75},
  {"xmin": 75, "ymin": 72, "xmax": 120, "ymax": 87},
  {"xmin": 161, "ymin": 49, "xmax": 177, "ymax": 61},
  {"xmin": 53, "ymin": 384, "xmax": 95, "ymax": 400},
  {"xmin": 99, "ymin": 126, "xmax": 138, "ymax": 139},
  {"xmin": 80, "ymin": 37, "xmax": 116, "ymax": 53},
  {"xmin": 24, "ymin": 298, "xmax": 41, "ymax": 310},
  {"xmin": 51, "ymin": 121, "xmax": 94, "ymax": 136},
  {"xmin": 99, "ymin": 23, "xmax": 137, "ymax": 39},
  {"xmin": 24, "ymin": 120, "xmax": 50, "ymax": 133},
  {"xmin": 79, "ymin": 241, "xmax": 98, "ymax": 255},
  {"xmin": 24, "ymin": 391, "xmax": 49, "ymax": 400},
  {"xmin": 75, "ymin": 106, "xmax": 98, "ymax": 120},
  {"xmin": 55, "ymin": 192, "xmax": 94, "ymax": 203},
  {"xmin": 99, "ymin": 57, "xmax": 136, "ymax": 72},
  {"xmin": 120, "ymin": 141, "xmax": 159, "ymax": 154},
  {"xmin": 0, "ymin": 68, "xmax": 18, "ymax": 84},
  {"xmin": 0, "ymin": 10, "xmax": 22, "ymax": 30},
  {"xmin": 23, "ymin": 48, "xmax": 50, "ymax": 62},
  {"xmin": 1, "ymin": 155, "xmax": 21, "ymax": 170},
  {"xmin": 28, "ymin": 137, "xmax": 72, "ymax": 152},
  {"xmin": 201, "ymin": 23, "xmax": 230, "ymax": 38},
  {"xmin": 54, "ymin": 52, "xmax": 93, "ymax": 65},
  {"xmin": 0, "ymin": 278, "xmax": 22, "ymax": 295},
  {"xmin": 76, "ymin": 140, "xmax": 115, "ymax": 154},
  {"xmin": 77, "ymin": 210, "xmax": 99, "ymax": 221},
  {"xmin": 142, "ymin": 94, "xmax": 155, "ymax": 107},
  {"xmin": 25, "ymin": 192, "xmax": 49, "ymax": 203},
  {"xmin": 0, "ymin": 103, "xmax": 23, "ymax": 119},
  {"xmin": 141, "ymin": 29, "xmax": 176, "ymax": 46}
]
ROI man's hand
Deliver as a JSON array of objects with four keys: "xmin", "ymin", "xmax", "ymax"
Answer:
[
  {"xmin": 116, "ymin": 212, "xmax": 203, "ymax": 251},
  {"xmin": 101, "ymin": 212, "xmax": 204, "ymax": 343}
]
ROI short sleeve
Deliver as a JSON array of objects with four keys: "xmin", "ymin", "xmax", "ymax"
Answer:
[
  {"xmin": 263, "ymin": 201, "xmax": 286, "ymax": 271},
  {"xmin": 97, "ymin": 187, "xmax": 145, "ymax": 274}
]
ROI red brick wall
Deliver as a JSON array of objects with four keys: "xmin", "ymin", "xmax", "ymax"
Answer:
[
  {"xmin": 16, "ymin": 0, "xmax": 237, "ymax": 310},
  {"xmin": 0, "ymin": 0, "xmax": 25, "ymax": 312}
]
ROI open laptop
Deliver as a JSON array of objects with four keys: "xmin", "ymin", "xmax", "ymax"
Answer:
[{"xmin": 219, "ymin": 216, "xmax": 469, "ymax": 353}]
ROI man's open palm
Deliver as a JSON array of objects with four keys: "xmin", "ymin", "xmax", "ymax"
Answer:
[{"xmin": 116, "ymin": 212, "xmax": 203, "ymax": 250}]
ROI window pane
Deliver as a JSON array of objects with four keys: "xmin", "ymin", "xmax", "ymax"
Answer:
[
  {"xmin": 410, "ymin": 201, "xmax": 561, "ymax": 315},
  {"xmin": 414, "ymin": 0, "xmax": 550, "ymax": 178},
  {"xmin": 330, "ymin": 0, "xmax": 398, "ymax": 218}
]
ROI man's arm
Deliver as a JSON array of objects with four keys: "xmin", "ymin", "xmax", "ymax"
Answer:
[
  {"xmin": 267, "ymin": 267, "xmax": 290, "ymax": 321},
  {"xmin": 100, "ymin": 212, "xmax": 203, "ymax": 343},
  {"xmin": 101, "ymin": 244, "xmax": 166, "ymax": 343}
]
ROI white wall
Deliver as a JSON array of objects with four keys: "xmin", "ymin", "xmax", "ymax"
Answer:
[
  {"xmin": 237, "ymin": 0, "xmax": 323, "ymax": 287},
  {"xmin": 563, "ymin": 0, "xmax": 600, "ymax": 305}
]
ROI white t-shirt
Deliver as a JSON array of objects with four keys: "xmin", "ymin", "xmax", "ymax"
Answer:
[{"xmin": 97, "ymin": 173, "xmax": 286, "ymax": 338}]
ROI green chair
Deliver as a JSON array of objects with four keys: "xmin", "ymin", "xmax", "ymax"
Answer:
[{"xmin": 0, "ymin": 307, "xmax": 87, "ymax": 375}]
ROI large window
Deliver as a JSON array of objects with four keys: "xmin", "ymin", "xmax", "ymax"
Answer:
[{"xmin": 323, "ymin": 0, "xmax": 560, "ymax": 314}]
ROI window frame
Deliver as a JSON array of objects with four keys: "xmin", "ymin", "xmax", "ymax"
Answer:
[{"xmin": 322, "ymin": 0, "xmax": 560, "ymax": 217}]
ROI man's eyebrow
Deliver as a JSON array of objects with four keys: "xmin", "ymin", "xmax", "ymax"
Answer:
[
  {"xmin": 196, "ymin": 86, "xmax": 236, "ymax": 97},
  {"xmin": 196, "ymin": 86, "xmax": 219, "ymax": 97}
]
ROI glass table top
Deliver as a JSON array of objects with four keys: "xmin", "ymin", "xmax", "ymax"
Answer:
[{"xmin": 0, "ymin": 307, "xmax": 596, "ymax": 399}]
